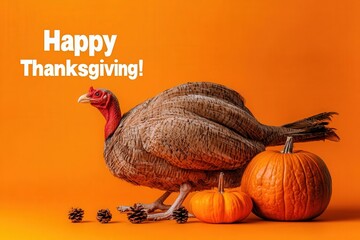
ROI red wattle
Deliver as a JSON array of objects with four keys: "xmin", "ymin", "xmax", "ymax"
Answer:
[{"xmin": 98, "ymin": 98, "xmax": 121, "ymax": 139}]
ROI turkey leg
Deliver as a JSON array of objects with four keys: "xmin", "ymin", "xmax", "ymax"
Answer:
[
  {"xmin": 147, "ymin": 183, "xmax": 192, "ymax": 221},
  {"xmin": 117, "ymin": 191, "xmax": 172, "ymax": 213}
]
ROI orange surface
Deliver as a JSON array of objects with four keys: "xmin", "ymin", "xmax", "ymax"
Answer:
[{"xmin": 1, "ymin": 0, "xmax": 360, "ymax": 239}]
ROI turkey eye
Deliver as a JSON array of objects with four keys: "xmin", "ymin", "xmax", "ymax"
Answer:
[{"xmin": 95, "ymin": 92, "xmax": 100, "ymax": 97}]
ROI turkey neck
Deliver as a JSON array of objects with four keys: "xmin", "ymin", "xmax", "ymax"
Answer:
[{"xmin": 98, "ymin": 97, "xmax": 121, "ymax": 140}]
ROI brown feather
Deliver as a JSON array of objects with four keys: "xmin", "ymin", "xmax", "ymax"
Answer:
[{"xmin": 103, "ymin": 82, "xmax": 338, "ymax": 192}]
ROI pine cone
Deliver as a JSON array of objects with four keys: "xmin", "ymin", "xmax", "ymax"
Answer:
[
  {"xmin": 96, "ymin": 209, "xmax": 112, "ymax": 223},
  {"xmin": 172, "ymin": 207, "xmax": 188, "ymax": 224},
  {"xmin": 127, "ymin": 204, "xmax": 147, "ymax": 224},
  {"xmin": 68, "ymin": 207, "xmax": 84, "ymax": 223}
]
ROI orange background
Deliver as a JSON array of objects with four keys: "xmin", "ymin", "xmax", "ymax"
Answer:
[{"xmin": 1, "ymin": 0, "xmax": 360, "ymax": 239}]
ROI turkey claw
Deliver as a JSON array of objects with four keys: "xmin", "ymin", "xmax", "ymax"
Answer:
[{"xmin": 117, "ymin": 206, "xmax": 132, "ymax": 213}]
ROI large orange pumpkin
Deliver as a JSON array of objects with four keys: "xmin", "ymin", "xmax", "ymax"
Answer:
[
  {"xmin": 241, "ymin": 136, "xmax": 332, "ymax": 221},
  {"xmin": 190, "ymin": 172, "xmax": 253, "ymax": 223}
]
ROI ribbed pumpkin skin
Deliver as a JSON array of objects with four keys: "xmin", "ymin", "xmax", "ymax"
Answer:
[
  {"xmin": 241, "ymin": 150, "xmax": 332, "ymax": 221},
  {"xmin": 190, "ymin": 190, "xmax": 253, "ymax": 223}
]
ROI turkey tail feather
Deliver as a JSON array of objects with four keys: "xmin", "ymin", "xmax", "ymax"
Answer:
[
  {"xmin": 282, "ymin": 112, "xmax": 337, "ymax": 129},
  {"xmin": 267, "ymin": 112, "xmax": 340, "ymax": 146}
]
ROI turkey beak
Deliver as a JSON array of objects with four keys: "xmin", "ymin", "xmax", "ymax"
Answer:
[{"xmin": 78, "ymin": 94, "xmax": 91, "ymax": 103}]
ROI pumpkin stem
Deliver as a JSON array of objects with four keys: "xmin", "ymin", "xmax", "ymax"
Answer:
[
  {"xmin": 282, "ymin": 136, "xmax": 294, "ymax": 154},
  {"xmin": 218, "ymin": 172, "xmax": 225, "ymax": 194}
]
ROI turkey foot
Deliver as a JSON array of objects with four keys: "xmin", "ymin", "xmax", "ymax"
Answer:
[
  {"xmin": 117, "ymin": 191, "xmax": 171, "ymax": 213},
  {"xmin": 147, "ymin": 183, "xmax": 192, "ymax": 221}
]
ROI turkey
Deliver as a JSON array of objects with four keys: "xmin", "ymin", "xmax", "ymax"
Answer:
[{"xmin": 78, "ymin": 82, "xmax": 339, "ymax": 221}]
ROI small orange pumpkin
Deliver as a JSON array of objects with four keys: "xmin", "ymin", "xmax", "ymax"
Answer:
[
  {"xmin": 190, "ymin": 172, "xmax": 253, "ymax": 223},
  {"xmin": 241, "ymin": 136, "xmax": 332, "ymax": 221}
]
